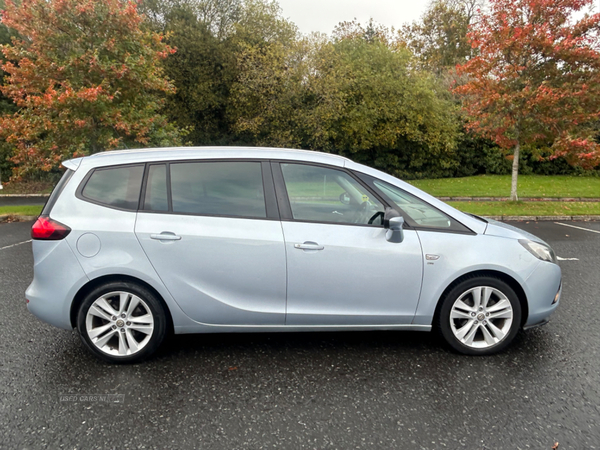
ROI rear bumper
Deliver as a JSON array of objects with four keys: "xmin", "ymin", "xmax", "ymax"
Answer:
[{"xmin": 26, "ymin": 240, "xmax": 88, "ymax": 330}]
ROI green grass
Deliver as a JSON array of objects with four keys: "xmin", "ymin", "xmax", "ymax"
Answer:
[
  {"xmin": 0, "ymin": 205, "xmax": 42, "ymax": 216},
  {"xmin": 1, "ymin": 200, "xmax": 597, "ymax": 218},
  {"xmin": 449, "ymin": 201, "xmax": 600, "ymax": 216},
  {"xmin": 0, "ymin": 181, "xmax": 54, "ymax": 195},
  {"xmin": 409, "ymin": 175, "xmax": 600, "ymax": 198}
]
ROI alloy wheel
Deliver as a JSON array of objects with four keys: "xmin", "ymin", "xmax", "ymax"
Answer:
[
  {"xmin": 449, "ymin": 286, "xmax": 514, "ymax": 349},
  {"xmin": 85, "ymin": 291, "xmax": 155, "ymax": 356}
]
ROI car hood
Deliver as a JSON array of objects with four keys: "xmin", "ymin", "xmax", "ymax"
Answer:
[{"xmin": 484, "ymin": 218, "xmax": 550, "ymax": 246}]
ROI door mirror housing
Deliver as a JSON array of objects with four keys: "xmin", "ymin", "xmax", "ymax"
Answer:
[{"xmin": 384, "ymin": 208, "xmax": 404, "ymax": 243}]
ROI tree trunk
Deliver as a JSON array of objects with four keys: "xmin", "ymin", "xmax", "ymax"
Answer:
[{"xmin": 510, "ymin": 141, "xmax": 520, "ymax": 201}]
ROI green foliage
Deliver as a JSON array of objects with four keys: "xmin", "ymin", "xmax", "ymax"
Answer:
[
  {"xmin": 140, "ymin": 0, "xmax": 243, "ymax": 39},
  {"xmin": 233, "ymin": 0, "xmax": 296, "ymax": 45},
  {"xmin": 140, "ymin": 0, "xmax": 296, "ymax": 146},
  {"xmin": 399, "ymin": 0, "xmax": 478, "ymax": 73},
  {"xmin": 231, "ymin": 26, "xmax": 462, "ymax": 179},
  {"xmin": 0, "ymin": 0, "xmax": 17, "ymax": 181},
  {"xmin": 0, "ymin": 6, "xmax": 14, "ymax": 110},
  {"xmin": 161, "ymin": 5, "xmax": 237, "ymax": 145},
  {"xmin": 0, "ymin": 140, "xmax": 14, "ymax": 182}
]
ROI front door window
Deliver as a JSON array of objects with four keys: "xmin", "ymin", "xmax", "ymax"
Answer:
[{"xmin": 280, "ymin": 163, "xmax": 385, "ymax": 226}]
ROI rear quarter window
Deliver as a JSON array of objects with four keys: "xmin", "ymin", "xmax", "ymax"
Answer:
[
  {"xmin": 80, "ymin": 165, "xmax": 144, "ymax": 210},
  {"xmin": 42, "ymin": 168, "xmax": 75, "ymax": 215}
]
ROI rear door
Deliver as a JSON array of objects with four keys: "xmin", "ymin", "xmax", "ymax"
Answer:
[{"xmin": 135, "ymin": 160, "xmax": 287, "ymax": 325}]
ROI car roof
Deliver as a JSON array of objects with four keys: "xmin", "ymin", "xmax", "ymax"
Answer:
[{"xmin": 63, "ymin": 146, "xmax": 351, "ymax": 171}]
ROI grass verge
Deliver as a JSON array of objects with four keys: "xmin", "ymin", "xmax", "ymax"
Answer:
[
  {"xmin": 2, "ymin": 201, "xmax": 599, "ymax": 220},
  {"xmin": 3, "ymin": 203, "xmax": 598, "ymax": 218},
  {"xmin": 410, "ymin": 175, "xmax": 600, "ymax": 198},
  {"xmin": 448, "ymin": 201, "xmax": 600, "ymax": 217},
  {"xmin": 0, "ymin": 205, "xmax": 43, "ymax": 216},
  {"xmin": 0, "ymin": 181, "xmax": 54, "ymax": 195}
]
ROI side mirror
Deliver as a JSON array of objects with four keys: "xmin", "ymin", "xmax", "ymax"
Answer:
[
  {"xmin": 339, "ymin": 192, "xmax": 350, "ymax": 205},
  {"xmin": 384, "ymin": 208, "xmax": 404, "ymax": 243}
]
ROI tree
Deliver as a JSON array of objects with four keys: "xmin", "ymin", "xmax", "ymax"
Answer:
[
  {"xmin": 0, "ymin": 0, "xmax": 16, "ymax": 116},
  {"xmin": 0, "ymin": 0, "xmax": 180, "ymax": 179},
  {"xmin": 139, "ymin": 0, "xmax": 296, "ymax": 146},
  {"xmin": 139, "ymin": 0, "xmax": 242, "ymax": 39},
  {"xmin": 156, "ymin": 4, "xmax": 238, "ymax": 145},
  {"xmin": 231, "ymin": 23, "xmax": 461, "ymax": 179},
  {"xmin": 399, "ymin": 0, "xmax": 481, "ymax": 73},
  {"xmin": 0, "ymin": 0, "xmax": 17, "ymax": 182},
  {"xmin": 455, "ymin": 0, "xmax": 600, "ymax": 200}
]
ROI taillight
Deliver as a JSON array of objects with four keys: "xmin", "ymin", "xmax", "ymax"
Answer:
[{"xmin": 31, "ymin": 216, "xmax": 71, "ymax": 240}]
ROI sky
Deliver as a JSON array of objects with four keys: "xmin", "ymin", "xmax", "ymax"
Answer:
[
  {"xmin": 277, "ymin": 0, "xmax": 428, "ymax": 35},
  {"xmin": 277, "ymin": 0, "xmax": 600, "ymax": 36}
]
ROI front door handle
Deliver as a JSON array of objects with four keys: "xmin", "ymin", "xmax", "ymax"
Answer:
[
  {"xmin": 150, "ymin": 232, "xmax": 181, "ymax": 241},
  {"xmin": 294, "ymin": 242, "xmax": 324, "ymax": 251}
]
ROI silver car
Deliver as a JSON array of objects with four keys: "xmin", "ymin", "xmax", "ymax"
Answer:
[{"xmin": 26, "ymin": 147, "xmax": 562, "ymax": 363}]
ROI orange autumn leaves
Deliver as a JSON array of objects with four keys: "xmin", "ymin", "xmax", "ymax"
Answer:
[
  {"xmin": 0, "ymin": 0, "xmax": 179, "ymax": 178},
  {"xmin": 454, "ymin": 0, "xmax": 600, "ymax": 168}
]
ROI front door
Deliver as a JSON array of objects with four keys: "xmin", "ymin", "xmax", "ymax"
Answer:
[{"xmin": 275, "ymin": 162, "xmax": 424, "ymax": 325}]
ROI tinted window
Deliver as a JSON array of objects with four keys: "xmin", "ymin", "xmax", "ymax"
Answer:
[
  {"xmin": 42, "ymin": 169, "xmax": 74, "ymax": 215},
  {"xmin": 82, "ymin": 165, "xmax": 144, "ymax": 210},
  {"xmin": 373, "ymin": 180, "xmax": 452, "ymax": 228},
  {"xmin": 281, "ymin": 163, "xmax": 384, "ymax": 225},
  {"xmin": 143, "ymin": 164, "xmax": 168, "ymax": 212},
  {"xmin": 170, "ymin": 162, "xmax": 266, "ymax": 218}
]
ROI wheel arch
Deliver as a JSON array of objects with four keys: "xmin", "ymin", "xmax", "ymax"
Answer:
[
  {"xmin": 433, "ymin": 269, "xmax": 529, "ymax": 328},
  {"xmin": 69, "ymin": 274, "xmax": 175, "ymax": 333}
]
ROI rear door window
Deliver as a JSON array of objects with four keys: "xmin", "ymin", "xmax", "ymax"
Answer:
[
  {"xmin": 81, "ymin": 165, "xmax": 144, "ymax": 210},
  {"xmin": 170, "ymin": 161, "xmax": 267, "ymax": 218}
]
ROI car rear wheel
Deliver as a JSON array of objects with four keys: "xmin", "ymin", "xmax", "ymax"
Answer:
[
  {"xmin": 76, "ymin": 281, "xmax": 167, "ymax": 363},
  {"xmin": 438, "ymin": 276, "xmax": 522, "ymax": 355}
]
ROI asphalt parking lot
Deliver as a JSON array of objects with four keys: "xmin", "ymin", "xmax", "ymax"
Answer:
[{"xmin": 1, "ymin": 220, "xmax": 599, "ymax": 449}]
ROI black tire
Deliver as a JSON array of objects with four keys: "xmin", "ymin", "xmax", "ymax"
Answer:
[
  {"xmin": 76, "ymin": 281, "xmax": 168, "ymax": 364},
  {"xmin": 437, "ymin": 276, "xmax": 522, "ymax": 356}
]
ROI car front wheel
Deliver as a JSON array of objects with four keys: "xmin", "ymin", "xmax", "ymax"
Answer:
[
  {"xmin": 438, "ymin": 276, "xmax": 522, "ymax": 355},
  {"xmin": 76, "ymin": 281, "xmax": 168, "ymax": 363}
]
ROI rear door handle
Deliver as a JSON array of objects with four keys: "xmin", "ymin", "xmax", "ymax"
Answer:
[
  {"xmin": 294, "ymin": 242, "xmax": 324, "ymax": 251},
  {"xmin": 150, "ymin": 232, "xmax": 181, "ymax": 241}
]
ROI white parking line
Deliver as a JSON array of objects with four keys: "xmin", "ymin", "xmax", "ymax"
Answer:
[
  {"xmin": 0, "ymin": 239, "xmax": 32, "ymax": 251},
  {"xmin": 554, "ymin": 222, "xmax": 600, "ymax": 234},
  {"xmin": 557, "ymin": 256, "xmax": 579, "ymax": 261}
]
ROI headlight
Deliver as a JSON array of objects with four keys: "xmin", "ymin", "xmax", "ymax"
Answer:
[{"xmin": 519, "ymin": 239, "xmax": 557, "ymax": 264}]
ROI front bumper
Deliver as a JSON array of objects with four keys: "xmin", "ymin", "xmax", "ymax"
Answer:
[{"xmin": 523, "ymin": 261, "xmax": 562, "ymax": 328}]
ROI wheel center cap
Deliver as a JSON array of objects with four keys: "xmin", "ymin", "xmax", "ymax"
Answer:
[
  {"xmin": 116, "ymin": 319, "xmax": 125, "ymax": 327},
  {"xmin": 477, "ymin": 313, "xmax": 485, "ymax": 321}
]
